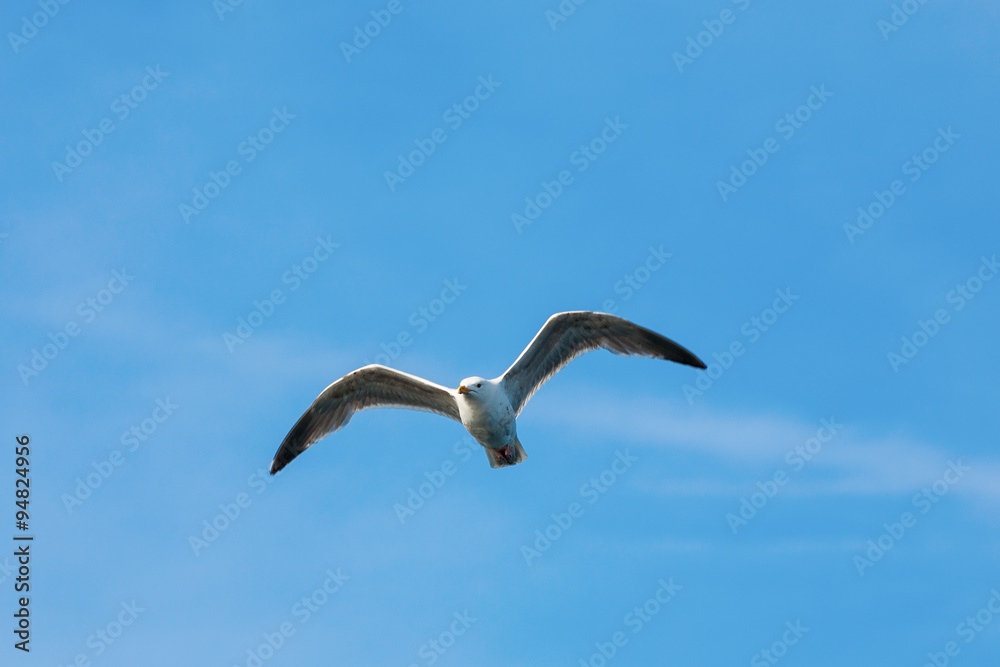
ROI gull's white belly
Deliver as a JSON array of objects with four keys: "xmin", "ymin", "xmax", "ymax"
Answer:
[{"xmin": 459, "ymin": 393, "xmax": 516, "ymax": 450}]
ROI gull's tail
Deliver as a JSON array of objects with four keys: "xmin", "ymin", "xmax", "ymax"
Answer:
[{"xmin": 485, "ymin": 437, "xmax": 528, "ymax": 469}]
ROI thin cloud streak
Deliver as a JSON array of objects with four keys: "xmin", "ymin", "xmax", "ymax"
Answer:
[{"xmin": 533, "ymin": 387, "xmax": 1000, "ymax": 504}]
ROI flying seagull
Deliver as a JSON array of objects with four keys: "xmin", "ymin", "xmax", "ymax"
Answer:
[{"xmin": 269, "ymin": 311, "xmax": 705, "ymax": 474}]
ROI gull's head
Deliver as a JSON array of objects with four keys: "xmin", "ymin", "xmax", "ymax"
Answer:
[{"xmin": 457, "ymin": 377, "xmax": 488, "ymax": 398}]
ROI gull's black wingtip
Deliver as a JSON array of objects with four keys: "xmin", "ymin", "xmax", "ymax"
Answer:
[
  {"xmin": 661, "ymin": 337, "xmax": 707, "ymax": 370},
  {"xmin": 269, "ymin": 459, "xmax": 281, "ymax": 475}
]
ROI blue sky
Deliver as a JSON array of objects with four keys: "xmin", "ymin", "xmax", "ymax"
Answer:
[{"xmin": 2, "ymin": 0, "xmax": 999, "ymax": 665}]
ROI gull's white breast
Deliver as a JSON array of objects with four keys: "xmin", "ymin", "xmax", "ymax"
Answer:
[{"xmin": 458, "ymin": 384, "xmax": 517, "ymax": 450}]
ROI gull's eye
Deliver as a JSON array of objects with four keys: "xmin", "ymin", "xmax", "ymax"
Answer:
[{"xmin": 476, "ymin": 383, "xmax": 481, "ymax": 387}]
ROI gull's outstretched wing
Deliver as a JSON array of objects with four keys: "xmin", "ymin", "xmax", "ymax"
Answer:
[
  {"xmin": 500, "ymin": 311, "xmax": 706, "ymax": 416},
  {"xmin": 270, "ymin": 364, "xmax": 460, "ymax": 474}
]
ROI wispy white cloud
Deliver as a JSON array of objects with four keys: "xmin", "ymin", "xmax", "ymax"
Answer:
[{"xmin": 531, "ymin": 385, "xmax": 1000, "ymax": 506}]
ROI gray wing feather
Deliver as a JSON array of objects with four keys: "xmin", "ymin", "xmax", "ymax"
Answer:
[
  {"xmin": 270, "ymin": 364, "xmax": 460, "ymax": 474},
  {"xmin": 500, "ymin": 311, "xmax": 706, "ymax": 415}
]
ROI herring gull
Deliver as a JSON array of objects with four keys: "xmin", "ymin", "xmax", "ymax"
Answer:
[{"xmin": 269, "ymin": 311, "xmax": 705, "ymax": 474}]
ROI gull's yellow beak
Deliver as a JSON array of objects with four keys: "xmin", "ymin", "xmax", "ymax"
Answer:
[{"xmin": 457, "ymin": 385, "xmax": 470, "ymax": 394}]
